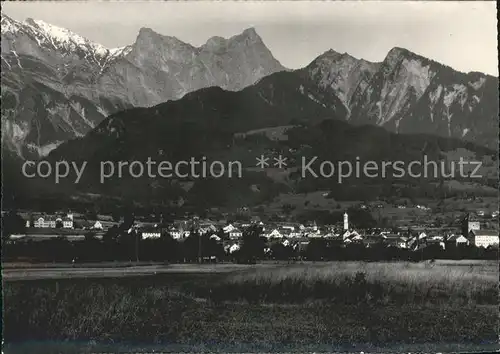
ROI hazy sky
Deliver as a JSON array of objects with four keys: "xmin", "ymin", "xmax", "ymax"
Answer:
[{"xmin": 2, "ymin": 1, "xmax": 498, "ymax": 75}]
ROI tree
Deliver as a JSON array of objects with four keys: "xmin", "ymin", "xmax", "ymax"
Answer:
[
  {"xmin": 28, "ymin": 214, "xmax": 35, "ymax": 228},
  {"xmin": 111, "ymin": 211, "xmax": 122, "ymax": 223},
  {"xmin": 86, "ymin": 210, "xmax": 98, "ymax": 222},
  {"xmin": 346, "ymin": 207, "xmax": 377, "ymax": 229},
  {"xmin": 1, "ymin": 211, "xmax": 26, "ymax": 240},
  {"xmin": 270, "ymin": 242, "xmax": 294, "ymax": 261},
  {"xmin": 240, "ymin": 225, "xmax": 266, "ymax": 262},
  {"xmin": 203, "ymin": 235, "xmax": 224, "ymax": 261},
  {"xmin": 119, "ymin": 212, "xmax": 135, "ymax": 231},
  {"xmin": 55, "ymin": 220, "xmax": 63, "ymax": 228},
  {"xmin": 103, "ymin": 225, "xmax": 120, "ymax": 243},
  {"xmin": 182, "ymin": 232, "xmax": 201, "ymax": 262},
  {"xmin": 84, "ymin": 231, "xmax": 97, "ymax": 241},
  {"xmin": 160, "ymin": 233, "xmax": 181, "ymax": 262},
  {"xmin": 270, "ymin": 242, "xmax": 287, "ymax": 260},
  {"xmin": 282, "ymin": 203, "xmax": 295, "ymax": 215},
  {"xmin": 305, "ymin": 239, "xmax": 327, "ymax": 261}
]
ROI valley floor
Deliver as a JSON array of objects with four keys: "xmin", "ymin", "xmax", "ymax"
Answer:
[{"xmin": 2, "ymin": 261, "xmax": 498, "ymax": 353}]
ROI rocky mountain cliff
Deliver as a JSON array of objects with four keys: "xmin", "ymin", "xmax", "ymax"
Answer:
[
  {"xmin": 1, "ymin": 15, "xmax": 286, "ymax": 158},
  {"xmin": 319, "ymin": 47, "xmax": 498, "ymax": 149},
  {"xmin": 303, "ymin": 49, "xmax": 380, "ymax": 114},
  {"xmin": 98, "ymin": 27, "xmax": 286, "ymax": 108}
]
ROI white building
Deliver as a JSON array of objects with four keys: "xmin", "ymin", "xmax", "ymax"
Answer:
[
  {"xmin": 266, "ymin": 229, "xmax": 283, "ymax": 239},
  {"xmin": 343, "ymin": 230, "xmax": 362, "ymax": 240},
  {"xmin": 343, "ymin": 212, "xmax": 348, "ymax": 230},
  {"xmin": 446, "ymin": 234, "xmax": 470, "ymax": 246},
  {"xmin": 229, "ymin": 228, "xmax": 243, "ymax": 239},
  {"xmin": 169, "ymin": 228, "xmax": 182, "ymax": 239},
  {"xmin": 34, "ymin": 216, "xmax": 56, "ymax": 228},
  {"xmin": 226, "ymin": 244, "xmax": 240, "ymax": 254},
  {"xmin": 92, "ymin": 221, "xmax": 103, "ymax": 230},
  {"xmin": 470, "ymin": 230, "xmax": 499, "ymax": 248},
  {"xmin": 61, "ymin": 217, "xmax": 73, "ymax": 229},
  {"xmin": 141, "ymin": 231, "xmax": 161, "ymax": 239},
  {"xmin": 33, "ymin": 215, "xmax": 73, "ymax": 229},
  {"xmin": 397, "ymin": 237, "xmax": 409, "ymax": 249},
  {"xmin": 462, "ymin": 213, "xmax": 480, "ymax": 235},
  {"xmin": 223, "ymin": 224, "xmax": 236, "ymax": 233},
  {"xmin": 209, "ymin": 234, "xmax": 222, "ymax": 242},
  {"xmin": 343, "ymin": 230, "xmax": 363, "ymax": 243}
]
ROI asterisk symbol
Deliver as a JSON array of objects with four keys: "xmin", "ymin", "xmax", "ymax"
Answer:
[
  {"xmin": 274, "ymin": 155, "xmax": 287, "ymax": 168},
  {"xmin": 256, "ymin": 155, "xmax": 269, "ymax": 169}
]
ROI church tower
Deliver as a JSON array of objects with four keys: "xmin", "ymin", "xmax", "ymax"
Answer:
[
  {"xmin": 462, "ymin": 213, "xmax": 480, "ymax": 236},
  {"xmin": 343, "ymin": 212, "xmax": 349, "ymax": 230}
]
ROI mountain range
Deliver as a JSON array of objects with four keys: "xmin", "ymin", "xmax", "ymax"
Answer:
[
  {"xmin": 1, "ymin": 14, "xmax": 498, "ymax": 211},
  {"xmin": 2, "ymin": 14, "xmax": 498, "ymax": 160},
  {"xmin": 1, "ymin": 15, "xmax": 286, "ymax": 158},
  {"xmin": 25, "ymin": 69, "xmax": 496, "ymax": 211},
  {"xmin": 303, "ymin": 47, "xmax": 498, "ymax": 149}
]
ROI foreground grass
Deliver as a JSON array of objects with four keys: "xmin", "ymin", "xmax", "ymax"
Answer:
[
  {"xmin": 3, "ymin": 262, "xmax": 498, "ymax": 349},
  {"xmin": 186, "ymin": 261, "xmax": 498, "ymax": 305}
]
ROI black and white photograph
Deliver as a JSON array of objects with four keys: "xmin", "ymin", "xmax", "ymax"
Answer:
[{"xmin": 1, "ymin": 1, "xmax": 499, "ymax": 353}]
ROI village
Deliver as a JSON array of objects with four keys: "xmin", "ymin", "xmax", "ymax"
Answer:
[{"xmin": 4, "ymin": 207, "xmax": 498, "ymax": 262}]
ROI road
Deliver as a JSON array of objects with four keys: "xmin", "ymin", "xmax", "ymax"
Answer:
[
  {"xmin": 5, "ymin": 259, "xmax": 494, "ymax": 281},
  {"xmin": 2, "ymin": 262, "xmax": 269, "ymax": 281}
]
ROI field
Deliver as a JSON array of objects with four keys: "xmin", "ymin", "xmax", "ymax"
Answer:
[{"xmin": 3, "ymin": 261, "xmax": 499, "ymax": 353}]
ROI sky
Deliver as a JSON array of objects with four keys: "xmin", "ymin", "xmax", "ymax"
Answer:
[{"xmin": 2, "ymin": 1, "xmax": 498, "ymax": 75}]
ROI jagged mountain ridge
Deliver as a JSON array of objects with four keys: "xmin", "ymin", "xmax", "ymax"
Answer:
[
  {"xmin": 344, "ymin": 47, "xmax": 498, "ymax": 148},
  {"xmin": 302, "ymin": 49, "xmax": 381, "ymax": 114},
  {"xmin": 4, "ymin": 51, "xmax": 496, "ymax": 209},
  {"xmin": 49, "ymin": 70, "xmax": 347, "ymax": 163},
  {"xmin": 2, "ymin": 13, "xmax": 497, "ymax": 161},
  {"xmin": 37, "ymin": 71, "xmax": 495, "ymax": 208},
  {"xmin": 302, "ymin": 47, "xmax": 497, "ymax": 149},
  {"xmin": 98, "ymin": 26, "xmax": 286, "ymax": 108},
  {"xmin": 1, "ymin": 15, "xmax": 286, "ymax": 158}
]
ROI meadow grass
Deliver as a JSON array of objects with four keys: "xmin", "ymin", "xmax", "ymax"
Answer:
[
  {"xmin": 185, "ymin": 261, "xmax": 498, "ymax": 305},
  {"xmin": 3, "ymin": 261, "xmax": 498, "ymax": 347}
]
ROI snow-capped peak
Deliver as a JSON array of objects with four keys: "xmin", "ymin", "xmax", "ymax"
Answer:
[
  {"xmin": 109, "ymin": 45, "xmax": 133, "ymax": 57},
  {"xmin": 24, "ymin": 18, "xmax": 109, "ymax": 57},
  {"xmin": 2, "ymin": 15, "xmax": 133, "ymax": 70},
  {"xmin": 101, "ymin": 45, "xmax": 133, "ymax": 68},
  {"xmin": 26, "ymin": 18, "xmax": 86, "ymax": 44},
  {"xmin": 1, "ymin": 14, "xmax": 22, "ymax": 34}
]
